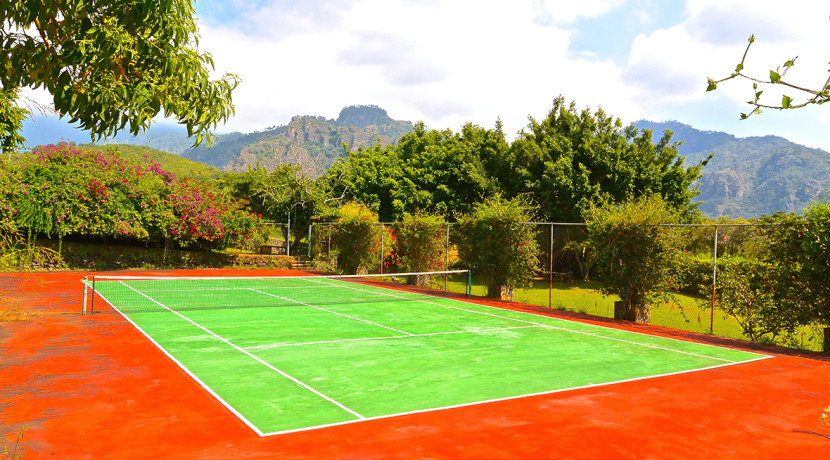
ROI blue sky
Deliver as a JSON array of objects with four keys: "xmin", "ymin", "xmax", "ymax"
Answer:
[{"xmin": 22, "ymin": 0, "xmax": 830, "ymax": 150}]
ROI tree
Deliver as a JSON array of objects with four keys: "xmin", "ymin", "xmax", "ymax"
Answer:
[
  {"xmin": 584, "ymin": 195, "xmax": 682, "ymax": 324},
  {"xmin": 454, "ymin": 195, "xmax": 540, "ymax": 300},
  {"xmin": 223, "ymin": 164, "xmax": 328, "ymax": 251},
  {"xmin": 715, "ymin": 258, "xmax": 799, "ymax": 344},
  {"xmin": 508, "ymin": 96, "xmax": 708, "ymax": 222},
  {"xmin": 325, "ymin": 122, "xmax": 506, "ymax": 221},
  {"xmin": 707, "ymin": 35, "xmax": 830, "ymax": 118},
  {"xmin": 0, "ymin": 88, "xmax": 28, "ymax": 154},
  {"xmin": 0, "ymin": 0, "xmax": 239, "ymax": 148},
  {"xmin": 331, "ymin": 202, "xmax": 386, "ymax": 274},
  {"xmin": 765, "ymin": 198, "xmax": 830, "ymax": 351},
  {"xmin": 324, "ymin": 143, "xmax": 405, "ymax": 222},
  {"xmin": 394, "ymin": 122, "xmax": 505, "ymax": 218},
  {"xmin": 393, "ymin": 211, "xmax": 446, "ymax": 286}
]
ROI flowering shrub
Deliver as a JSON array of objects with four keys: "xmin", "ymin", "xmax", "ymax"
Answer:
[
  {"xmin": 0, "ymin": 143, "xmax": 260, "ymax": 250},
  {"xmin": 584, "ymin": 195, "xmax": 682, "ymax": 324},
  {"xmin": 715, "ymin": 257, "xmax": 805, "ymax": 346},
  {"xmin": 332, "ymin": 202, "xmax": 389, "ymax": 274},
  {"xmin": 454, "ymin": 195, "xmax": 540, "ymax": 300},
  {"xmin": 392, "ymin": 212, "xmax": 445, "ymax": 284}
]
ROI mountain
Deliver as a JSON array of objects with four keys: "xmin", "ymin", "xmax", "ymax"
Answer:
[
  {"xmin": 635, "ymin": 120, "xmax": 830, "ymax": 218},
  {"xmin": 22, "ymin": 105, "xmax": 413, "ymax": 179},
  {"xmin": 101, "ymin": 123, "xmax": 195, "ymax": 155},
  {"xmin": 182, "ymin": 105, "xmax": 412, "ymax": 177}
]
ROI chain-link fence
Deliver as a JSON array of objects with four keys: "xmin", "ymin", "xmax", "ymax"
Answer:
[{"xmin": 305, "ymin": 220, "xmax": 825, "ymax": 353}]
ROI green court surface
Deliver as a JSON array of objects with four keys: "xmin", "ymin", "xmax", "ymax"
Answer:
[{"xmin": 91, "ymin": 276, "xmax": 770, "ymax": 436}]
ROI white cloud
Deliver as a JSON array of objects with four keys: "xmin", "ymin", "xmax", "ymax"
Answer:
[
  {"xmin": 623, "ymin": 0, "xmax": 830, "ymax": 116},
  {"xmin": 192, "ymin": 0, "xmax": 830, "ymax": 149},
  {"xmin": 198, "ymin": 0, "xmax": 648, "ymax": 138},
  {"xmin": 535, "ymin": 0, "xmax": 623, "ymax": 24}
]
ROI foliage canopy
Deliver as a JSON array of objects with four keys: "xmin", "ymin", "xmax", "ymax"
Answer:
[
  {"xmin": 454, "ymin": 195, "xmax": 540, "ymax": 299},
  {"xmin": 0, "ymin": 0, "xmax": 238, "ymax": 148},
  {"xmin": 584, "ymin": 195, "xmax": 682, "ymax": 323}
]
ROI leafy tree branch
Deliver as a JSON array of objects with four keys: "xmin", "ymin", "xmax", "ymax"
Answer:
[
  {"xmin": 707, "ymin": 35, "xmax": 830, "ymax": 118},
  {"xmin": 0, "ymin": 0, "xmax": 239, "ymax": 149}
]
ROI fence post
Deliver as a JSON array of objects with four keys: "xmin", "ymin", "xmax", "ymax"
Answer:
[
  {"xmin": 380, "ymin": 223, "xmax": 384, "ymax": 274},
  {"xmin": 287, "ymin": 212, "xmax": 291, "ymax": 256},
  {"xmin": 327, "ymin": 224, "xmax": 332, "ymax": 268},
  {"xmin": 307, "ymin": 223, "xmax": 313, "ymax": 258},
  {"xmin": 710, "ymin": 225, "xmax": 719, "ymax": 334},
  {"xmin": 549, "ymin": 223, "xmax": 554, "ymax": 309}
]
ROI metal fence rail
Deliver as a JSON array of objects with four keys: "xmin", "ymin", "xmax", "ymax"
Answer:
[{"xmin": 300, "ymin": 221, "xmax": 820, "ymax": 353}]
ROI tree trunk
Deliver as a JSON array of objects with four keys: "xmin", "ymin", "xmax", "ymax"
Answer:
[
  {"xmin": 487, "ymin": 284, "xmax": 514, "ymax": 301},
  {"xmin": 823, "ymin": 327, "xmax": 830, "ymax": 354},
  {"xmin": 407, "ymin": 274, "xmax": 430, "ymax": 287},
  {"xmin": 614, "ymin": 300, "xmax": 630, "ymax": 321},
  {"xmin": 635, "ymin": 304, "xmax": 652, "ymax": 324},
  {"xmin": 614, "ymin": 300, "xmax": 651, "ymax": 324}
]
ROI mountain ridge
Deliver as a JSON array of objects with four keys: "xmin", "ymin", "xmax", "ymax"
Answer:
[{"xmin": 634, "ymin": 120, "xmax": 829, "ymax": 217}]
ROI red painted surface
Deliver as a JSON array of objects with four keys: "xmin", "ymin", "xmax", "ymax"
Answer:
[{"xmin": 2, "ymin": 270, "xmax": 829, "ymax": 459}]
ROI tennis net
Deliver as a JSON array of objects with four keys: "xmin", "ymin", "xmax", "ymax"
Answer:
[{"xmin": 82, "ymin": 270, "xmax": 472, "ymax": 314}]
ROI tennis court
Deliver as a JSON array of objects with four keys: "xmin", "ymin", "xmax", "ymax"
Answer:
[{"xmin": 87, "ymin": 271, "xmax": 769, "ymax": 436}]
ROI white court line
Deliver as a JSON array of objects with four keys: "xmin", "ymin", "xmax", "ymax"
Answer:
[
  {"xmin": 242, "ymin": 325, "xmax": 542, "ymax": 350},
  {"xmin": 118, "ymin": 281, "xmax": 365, "ymax": 420},
  {"xmin": 87, "ymin": 284, "xmax": 267, "ymax": 436},
  {"xmin": 129, "ymin": 285, "xmax": 347, "ymax": 293},
  {"xmin": 248, "ymin": 288, "xmax": 414, "ymax": 336},
  {"xmin": 308, "ymin": 278, "xmax": 747, "ymax": 363},
  {"xmin": 86, "ymin": 277, "xmax": 775, "ymax": 438},
  {"xmin": 258, "ymin": 353, "xmax": 773, "ymax": 437}
]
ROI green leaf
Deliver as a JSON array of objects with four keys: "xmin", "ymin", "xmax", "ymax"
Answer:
[
  {"xmin": 735, "ymin": 63, "xmax": 744, "ymax": 73},
  {"xmin": 748, "ymin": 34, "xmax": 755, "ymax": 43},
  {"xmin": 706, "ymin": 79, "xmax": 717, "ymax": 92},
  {"xmin": 782, "ymin": 95, "xmax": 792, "ymax": 109},
  {"xmin": 770, "ymin": 70, "xmax": 781, "ymax": 83}
]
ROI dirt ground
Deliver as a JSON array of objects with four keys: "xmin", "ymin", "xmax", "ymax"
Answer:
[{"xmin": 1, "ymin": 270, "xmax": 828, "ymax": 459}]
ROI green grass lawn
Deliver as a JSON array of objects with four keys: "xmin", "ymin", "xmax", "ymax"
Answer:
[{"xmin": 449, "ymin": 278, "xmax": 822, "ymax": 352}]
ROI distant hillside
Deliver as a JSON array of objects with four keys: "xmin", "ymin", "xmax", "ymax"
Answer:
[
  {"xmin": 82, "ymin": 143, "xmax": 223, "ymax": 179},
  {"xmin": 100, "ymin": 124, "xmax": 195, "ymax": 156},
  {"xmin": 180, "ymin": 105, "xmax": 412, "ymax": 177},
  {"xmin": 635, "ymin": 120, "xmax": 830, "ymax": 218}
]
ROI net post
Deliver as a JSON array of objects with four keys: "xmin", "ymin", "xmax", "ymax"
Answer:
[
  {"xmin": 467, "ymin": 270, "xmax": 472, "ymax": 297},
  {"xmin": 444, "ymin": 223, "xmax": 450, "ymax": 291},
  {"xmin": 82, "ymin": 276, "xmax": 88, "ymax": 315},
  {"xmin": 90, "ymin": 276, "xmax": 96, "ymax": 314}
]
